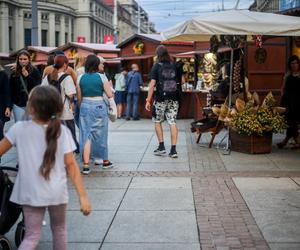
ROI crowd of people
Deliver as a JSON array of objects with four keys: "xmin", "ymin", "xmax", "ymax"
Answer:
[{"xmin": 1, "ymin": 44, "xmax": 299, "ymax": 249}]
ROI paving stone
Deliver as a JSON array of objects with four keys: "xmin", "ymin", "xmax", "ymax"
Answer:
[
  {"xmin": 101, "ymin": 243, "xmax": 201, "ymax": 250},
  {"xmin": 137, "ymin": 162, "xmax": 190, "ymax": 171},
  {"xmin": 129, "ymin": 177, "xmax": 192, "ymax": 189},
  {"xmin": 68, "ymin": 177, "xmax": 131, "ymax": 189},
  {"xmin": 120, "ymin": 188, "xmax": 194, "ymax": 211},
  {"xmin": 250, "ymin": 210, "xmax": 300, "ymax": 243},
  {"xmin": 37, "ymin": 243, "xmax": 100, "ymax": 250},
  {"xmin": 268, "ymin": 243, "xmax": 300, "ymax": 250},
  {"xmin": 68, "ymin": 189, "xmax": 125, "ymax": 210},
  {"xmin": 41, "ymin": 211, "xmax": 115, "ymax": 242},
  {"xmin": 105, "ymin": 211, "xmax": 199, "ymax": 243}
]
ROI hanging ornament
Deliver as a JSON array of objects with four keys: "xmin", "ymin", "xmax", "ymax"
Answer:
[
  {"xmin": 254, "ymin": 35, "xmax": 263, "ymax": 48},
  {"xmin": 210, "ymin": 35, "xmax": 220, "ymax": 53}
]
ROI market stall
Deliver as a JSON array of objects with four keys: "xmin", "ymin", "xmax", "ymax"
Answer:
[
  {"xmin": 53, "ymin": 42, "xmax": 120, "ymax": 77},
  {"xmin": 161, "ymin": 9, "xmax": 300, "ymax": 153}
]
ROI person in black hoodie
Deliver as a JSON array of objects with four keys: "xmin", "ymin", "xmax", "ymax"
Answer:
[
  {"xmin": 9, "ymin": 50, "xmax": 41, "ymax": 122},
  {"xmin": 0, "ymin": 64, "xmax": 11, "ymax": 143}
]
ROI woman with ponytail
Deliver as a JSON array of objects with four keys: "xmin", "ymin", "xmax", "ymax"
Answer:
[{"xmin": 0, "ymin": 85, "xmax": 91, "ymax": 250}]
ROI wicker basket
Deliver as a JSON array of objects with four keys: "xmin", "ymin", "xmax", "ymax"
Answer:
[{"xmin": 230, "ymin": 129, "xmax": 272, "ymax": 154}]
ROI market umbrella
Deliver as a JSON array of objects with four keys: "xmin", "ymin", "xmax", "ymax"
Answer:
[
  {"xmin": 161, "ymin": 10, "xmax": 300, "ymax": 41},
  {"xmin": 161, "ymin": 10, "xmax": 300, "ymax": 152}
]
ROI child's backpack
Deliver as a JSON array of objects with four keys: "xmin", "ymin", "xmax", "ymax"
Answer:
[
  {"xmin": 47, "ymin": 73, "xmax": 70, "ymax": 102},
  {"xmin": 157, "ymin": 62, "xmax": 178, "ymax": 99}
]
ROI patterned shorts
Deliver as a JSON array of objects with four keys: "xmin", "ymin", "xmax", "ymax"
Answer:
[{"xmin": 152, "ymin": 100, "xmax": 179, "ymax": 125}]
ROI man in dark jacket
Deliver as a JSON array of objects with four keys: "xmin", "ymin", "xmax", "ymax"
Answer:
[{"xmin": 125, "ymin": 64, "xmax": 143, "ymax": 120}]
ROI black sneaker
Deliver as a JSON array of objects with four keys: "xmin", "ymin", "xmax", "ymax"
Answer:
[
  {"xmin": 102, "ymin": 161, "xmax": 114, "ymax": 169},
  {"xmin": 82, "ymin": 167, "xmax": 91, "ymax": 175},
  {"xmin": 169, "ymin": 150, "xmax": 178, "ymax": 158},
  {"xmin": 154, "ymin": 147, "xmax": 166, "ymax": 156},
  {"xmin": 125, "ymin": 117, "xmax": 130, "ymax": 121}
]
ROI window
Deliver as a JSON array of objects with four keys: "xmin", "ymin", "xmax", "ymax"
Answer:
[
  {"xmin": 55, "ymin": 31, "xmax": 60, "ymax": 46},
  {"xmin": 24, "ymin": 29, "xmax": 31, "ymax": 47},
  {"xmin": 42, "ymin": 30, "xmax": 47, "ymax": 46},
  {"xmin": 9, "ymin": 27, "xmax": 13, "ymax": 51},
  {"xmin": 65, "ymin": 32, "xmax": 68, "ymax": 43}
]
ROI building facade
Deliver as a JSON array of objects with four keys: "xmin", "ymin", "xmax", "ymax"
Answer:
[
  {"xmin": 249, "ymin": 0, "xmax": 279, "ymax": 12},
  {"xmin": 0, "ymin": 0, "xmax": 114, "ymax": 52},
  {"xmin": 103, "ymin": 0, "xmax": 156, "ymax": 43}
]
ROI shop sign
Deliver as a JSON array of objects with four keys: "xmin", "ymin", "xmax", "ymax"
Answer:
[
  {"xmin": 104, "ymin": 35, "xmax": 114, "ymax": 44},
  {"xmin": 77, "ymin": 36, "xmax": 86, "ymax": 43}
]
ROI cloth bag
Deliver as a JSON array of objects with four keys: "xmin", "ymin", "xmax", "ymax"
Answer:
[{"xmin": 104, "ymin": 95, "xmax": 117, "ymax": 122}]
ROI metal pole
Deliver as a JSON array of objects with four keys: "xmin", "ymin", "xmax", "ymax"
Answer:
[
  {"xmin": 224, "ymin": 48, "xmax": 234, "ymax": 154},
  {"xmin": 137, "ymin": 5, "xmax": 141, "ymax": 34},
  {"xmin": 113, "ymin": 0, "xmax": 118, "ymax": 44},
  {"xmin": 31, "ymin": 0, "xmax": 38, "ymax": 46}
]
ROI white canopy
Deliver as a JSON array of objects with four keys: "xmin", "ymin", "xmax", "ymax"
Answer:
[{"xmin": 161, "ymin": 10, "xmax": 300, "ymax": 41}]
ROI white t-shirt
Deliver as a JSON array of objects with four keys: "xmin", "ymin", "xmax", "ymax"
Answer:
[
  {"xmin": 42, "ymin": 72, "xmax": 76, "ymax": 120},
  {"xmin": 6, "ymin": 121, "xmax": 76, "ymax": 206}
]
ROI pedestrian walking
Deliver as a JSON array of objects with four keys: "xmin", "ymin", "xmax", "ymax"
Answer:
[
  {"xmin": 78, "ymin": 54, "xmax": 114, "ymax": 174},
  {"xmin": 278, "ymin": 55, "xmax": 300, "ymax": 149},
  {"xmin": 42, "ymin": 54, "xmax": 79, "ymax": 153},
  {"xmin": 9, "ymin": 50, "xmax": 41, "ymax": 122},
  {"xmin": 114, "ymin": 68, "xmax": 128, "ymax": 118},
  {"xmin": 145, "ymin": 45, "xmax": 181, "ymax": 158},
  {"xmin": 0, "ymin": 85, "xmax": 91, "ymax": 250},
  {"xmin": 0, "ymin": 65, "xmax": 11, "ymax": 163},
  {"xmin": 125, "ymin": 64, "xmax": 143, "ymax": 120}
]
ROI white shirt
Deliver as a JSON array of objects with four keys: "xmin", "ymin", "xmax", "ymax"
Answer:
[
  {"xmin": 42, "ymin": 72, "xmax": 76, "ymax": 120},
  {"xmin": 6, "ymin": 121, "xmax": 76, "ymax": 206}
]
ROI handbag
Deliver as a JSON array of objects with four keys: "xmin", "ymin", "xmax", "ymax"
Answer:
[{"xmin": 103, "ymin": 94, "xmax": 117, "ymax": 122}]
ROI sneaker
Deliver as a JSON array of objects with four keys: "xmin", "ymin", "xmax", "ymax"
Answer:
[
  {"xmin": 94, "ymin": 159, "xmax": 103, "ymax": 165},
  {"xmin": 102, "ymin": 161, "xmax": 114, "ymax": 169},
  {"xmin": 133, "ymin": 117, "xmax": 140, "ymax": 121},
  {"xmin": 153, "ymin": 147, "xmax": 166, "ymax": 156},
  {"xmin": 125, "ymin": 117, "xmax": 130, "ymax": 121},
  {"xmin": 169, "ymin": 151, "xmax": 178, "ymax": 158},
  {"xmin": 82, "ymin": 167, "xmax": 91, "ymax": 175}
]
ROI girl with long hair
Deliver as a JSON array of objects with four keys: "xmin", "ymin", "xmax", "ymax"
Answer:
[
  {"xmin": 0, "ymin": 85, "xmax": 91, "ymax": 250},
  {"xmin": 42, "ymin": 54, "xmax": 79, "ymax": 153},
  {"xmin": 9, "ymin": 50, "xmax": 41, "ymax": 121}
]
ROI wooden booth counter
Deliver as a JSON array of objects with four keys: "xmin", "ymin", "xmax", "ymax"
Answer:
[{"xmin": 138, "ymin": 90, "xmax": 207, "ymax": 120}]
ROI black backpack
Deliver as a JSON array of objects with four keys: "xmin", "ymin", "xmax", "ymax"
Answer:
[
  {"xmin": 157, "ymin": 62, "xmax": 178, "ymax": 99},
  {"xmin": 47, "ymin": 73, "xmax": 70, "ymax": 103}
]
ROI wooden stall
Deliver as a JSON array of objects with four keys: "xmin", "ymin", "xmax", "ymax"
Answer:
[{"xmin": 54, "ymin": 42, "xmax": 121, "ymax": 77}]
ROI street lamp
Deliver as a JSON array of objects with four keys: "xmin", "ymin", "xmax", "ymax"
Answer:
[{"xmin": 31, "ymin": 0, "xmax": 38, "ymax": 46}]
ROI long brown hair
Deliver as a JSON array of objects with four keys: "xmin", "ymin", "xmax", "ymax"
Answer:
[
  {"xmin": 28, "ymin": 85, "xmax": 63, "ymax": 180},
  {"xmin": 14, "ymin": 50, "xmax": 34, "ymax": 76},
  {"xmin": 50, "ymin": 55, "xmax": 68, "ymax": 82},
  {"xmin": 156, "ymin": 45, "xmax": 171, "ymax": 62}
]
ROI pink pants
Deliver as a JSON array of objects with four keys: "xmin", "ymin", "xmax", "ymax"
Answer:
[{"xmin": 19, "ymin": 204, "xmax": 67, "ymax": 250}]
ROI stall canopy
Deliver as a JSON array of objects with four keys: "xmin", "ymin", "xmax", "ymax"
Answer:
[{"xmin": 161, "ymin": 10, "xmax": 300, "ymax": 42}]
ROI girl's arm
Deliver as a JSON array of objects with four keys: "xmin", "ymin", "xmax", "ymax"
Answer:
[
  {"xmin": 0, "ymin": 138, "xmax": 13, "ymax": 157},
  {"xmin": 103, "ymin": 81, "xmax": 113, "ymax": 98},
  {"xmin": 64, "ymin": 152, "xmax": 91, "ymax": 216}
]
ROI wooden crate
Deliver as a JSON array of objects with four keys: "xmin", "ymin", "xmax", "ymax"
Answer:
[{"xmin": 230, "ymin": 129, "xmax": 272, "ymax": 154}]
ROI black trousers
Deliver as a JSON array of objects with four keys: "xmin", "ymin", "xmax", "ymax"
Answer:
[
  {"xmin": 0, "ymin": 119, "xmax": 4, "ymax": 141},
  {"xmin": 62, "ymin": 119, "xmax": 79, "ymax": 153}
]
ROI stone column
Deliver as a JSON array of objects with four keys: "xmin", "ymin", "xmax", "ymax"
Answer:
[
  {"xmin": 49, "ymin": 13, "xmax": 55, "ymax": 46},
  {"xmin": 68, "ymin": 17, "xmax": 72, "ymax": 42},
  {"xmin": 14, "ymin": 8, "xmax": 24, "ymax": 50},
  {"xmin": 0, "ymin": 3, "xmax": 9, "ymax": 52},
  {"xmin": 38, "ymin": 11, "xmax": 42, "ymax": 46},
  {"xmin": 60, "ymin": 14, "xmax": 65, "ymax": 45}
]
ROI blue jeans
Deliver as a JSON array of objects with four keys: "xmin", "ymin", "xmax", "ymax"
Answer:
[
  {"xmin": 79, "ymin": 99, "xmax": 108, "ymax": 160},
  {"xmin": 126, "ymin": 93, "xmax": 139, "ymax": 118}
]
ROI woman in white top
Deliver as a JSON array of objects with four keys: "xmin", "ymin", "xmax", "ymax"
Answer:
[
  {"xmin": 0, "ymin": 85, "xmax": 91, "ymax": 250},
  {"xmin": 42, "ymin": 55, "xmax": 79, "ymax": 153}
]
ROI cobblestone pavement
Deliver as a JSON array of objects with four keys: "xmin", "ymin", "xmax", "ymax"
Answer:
[{"xmin": 1, "ymin": 119, "xmax": 300, "ymax": 250}]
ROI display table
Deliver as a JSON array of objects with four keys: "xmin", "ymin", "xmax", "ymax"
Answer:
[{"xmin": 138, "ymin": 90, "xmax": 207, "ymax": 120}]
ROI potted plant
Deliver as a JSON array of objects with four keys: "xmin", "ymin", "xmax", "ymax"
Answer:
[{"xmin": 228, "ymin": 92, "xmax": 287, "ymax": 154}]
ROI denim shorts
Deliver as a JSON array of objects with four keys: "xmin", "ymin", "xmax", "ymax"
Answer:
[
  {"xmin": 115, "ymin": 91, "xmax": 127, "ymax": 104},
  {"xmin": 79, "ymin": 99, "xmax": 109, "ymax": 160}
]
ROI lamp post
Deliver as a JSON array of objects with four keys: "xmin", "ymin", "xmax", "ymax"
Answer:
[
  {"xmin": 113, "ymin": 0, "xmax": 118, "ymax": 44},
  {"xmin": 31, "ymin": 0, "xmax": 38, "ymax": 46}
]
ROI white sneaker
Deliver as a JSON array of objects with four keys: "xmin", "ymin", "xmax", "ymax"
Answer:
[{"xmin": 94, "ymin": 159, "xmax": 103, "ymax": 165}]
